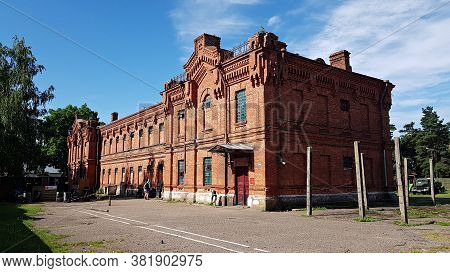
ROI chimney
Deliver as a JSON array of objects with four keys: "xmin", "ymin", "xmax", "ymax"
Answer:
[
  {"xmin": 329, "ymin": 50, "xmax": 352, "ymax": 72},
  {"xmin": 111, "ymin": 112, "xmax": 118, "ymax": 122}
]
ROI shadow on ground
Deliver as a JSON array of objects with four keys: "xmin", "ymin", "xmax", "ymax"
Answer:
[
  {"xmin": 409, "ymin": 195, "xmax": 450, "ymax": 206},
  {"xmin": 0, "ymin": 202, "xmax": 52, "ymax": 253}
]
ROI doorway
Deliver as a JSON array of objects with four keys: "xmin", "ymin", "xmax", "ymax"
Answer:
[
  {"xmin": 235, "ymin": 166, "xmax": 249, "ymax": 205},
  {"xmin": 156, "ymin": 163, "xmax": 164, "ymax": 198}
]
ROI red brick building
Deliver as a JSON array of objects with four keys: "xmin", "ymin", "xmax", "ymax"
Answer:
[{"xmin": 67, "ymin": 31, "xmax": 395, "ymax": 210}]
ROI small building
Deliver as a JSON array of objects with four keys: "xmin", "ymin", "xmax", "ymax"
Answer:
[{"xmin": 67, "ymin": 31, "xmax": 395, "ymax": 210}]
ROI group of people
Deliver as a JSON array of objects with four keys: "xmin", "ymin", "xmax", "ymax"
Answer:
[{"xmin": 143, "ymin": 179, "xmax": 162, "ymax": 200}]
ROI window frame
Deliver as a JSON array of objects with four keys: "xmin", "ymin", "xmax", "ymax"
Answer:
[
  {"xmin": 235, "ymin": 89, "xmax": 247, "ymax": 123},
  {"xmin": 178, "ymin": 160, "xmax": 185, "ymax": 185},
  {"xmin": 203, "ymin": 157, "xmax": 212, "ymax": 186}
]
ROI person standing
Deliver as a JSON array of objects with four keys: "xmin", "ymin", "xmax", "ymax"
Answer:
[{"xmin": 144, "ymin": 179, "xmax": 151, "ymax": 200}]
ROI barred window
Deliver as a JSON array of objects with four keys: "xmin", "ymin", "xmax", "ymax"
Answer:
[
  {"xmin": 178, "ymin": 160, "xmax": 185, "ymax": 185},
  {"xmin": 236, "ymin": 89, "xmax": 246, "ymax": 123},
  {"xmin": 203, "ymin": 157, "xmax": 212, "ymax": 185}
]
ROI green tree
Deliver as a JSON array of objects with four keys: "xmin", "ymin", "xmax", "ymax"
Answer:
[
  {"xmin": 400, "ymin": 107, "xmax": 450, "ymax": 177},
  {"xmin": 414, "ymin": 107, "xmax": 450, "ymax": 177},
  {"xmin": 42, "ymin": 104, "xmax": 100, "ymax": 175},
  {"xmin": 0, "ymin": 36, "xmax": 54, "ymax": 176},
  {"xmin": 399, "ymin": 122, "xmax": 419, "ymax": 172}
]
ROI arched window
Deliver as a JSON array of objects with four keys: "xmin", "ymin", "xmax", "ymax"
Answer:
[
  {"xmin": 122, "ymin": 135, "xmax": 127, "ymax": 151},
  {"xmin": 203, "ymin": 96, "xmax": 212, "ymax": 131}
]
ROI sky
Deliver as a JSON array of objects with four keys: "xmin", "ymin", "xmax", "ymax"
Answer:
[{"xmin": 1, "ymin": 0, "xmax": 449, "ymax": 133}]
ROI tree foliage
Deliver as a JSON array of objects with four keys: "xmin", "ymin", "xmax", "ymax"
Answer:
[
  {"xmin": 399, "ymin": 107, "xmax": 450, "ymax": 177},
  {"xmin": 42, "ymin": 104, "xmax": 100, "ymax": 175},
  {"xmin": 0, "ymin": 37, "xmax": 54, "ymax": 176}
]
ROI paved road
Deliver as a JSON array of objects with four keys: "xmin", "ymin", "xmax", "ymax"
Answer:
[{"xmin": 35, "ymin": 199, "xmax": 447, "ymax": 253}]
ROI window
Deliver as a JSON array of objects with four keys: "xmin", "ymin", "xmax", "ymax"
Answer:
[
  {"xmin": 340, "ymin": 99, "xmax": 350, "ymax": 112},
  {"xmin": 121, "ymin": 167, "xmax": 126, "ymax": 182},
  {"xmin": 203, "ymin": 157, "xmax": 212, "ymax": 185},
  {"xmin": 138, "ymin": 166, "xmax": 143, "ymax": 183},
  {"xmin": 203, "ymin": 96, "xmax": 212, "ymax": 109},
  {"xmin": 130, "ymin": 132, "xmax": 134, "ymax": 150},
  {"xmin": 130, "ymin": 167, "xmax": 134, "ymax": 184},
  {"xmin": 178, "ymin": 160, "xmax": 185, "ymax": 185},
  {"xmin": 236, "ymin": 89, "xmax": 246, "ymax": 123},
  {"xmin": 203, "ymin": 96, "xmax": 212, "ymax": 130},
  {"xmin": 109, "ymin": 138, "xmax": 112, "ymax": 154},
  {"xmin": 114, "ymin": 168, "xmax": 118, "ymax": 184},
  {"xmin": 178, "ymin": 110, "xmax": 185, "ymax": 136},
  {"xmin": 159, "ymin": 123, "xmax": 165, "ymax": 144},
  {"xmin": 122, "ymin": 135, "xmax": 127, "ymax": 151},
  {"xmin": 147, "ymin": 164, "xmax": 153, "ymax": 175},
  {"xmin": 103, "ymin": 140, "xmax": 107, "ymax": 155},
  {"xmin": 343, "ymin": 156, "xmax": 353, "ymax": 170},
  {"xmin": 178, "ymin": 109, "xmax": 185, "ymax": 119},
  {"xmin": 115, "ymin": 136, "xmax": 119, "ymax": 152},
  {"xmin": 138, "ymin": 129, "xmax": 143, "ymax": 148},
  {"xmin": 108, "ymin": 169, "xmax": 111, "ymax": 184},
  {"xmin": 148, "ymin": 126, "xmax": 153, "ymax": 146}
]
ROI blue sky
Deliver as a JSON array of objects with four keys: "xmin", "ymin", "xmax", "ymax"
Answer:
[{"xmin": 1, "ymin": 0, "xmax": 449, "ymax": 133}]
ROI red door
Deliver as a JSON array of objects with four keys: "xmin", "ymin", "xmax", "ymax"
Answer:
[{"xmin": 235, "ymin": 167, "xmax": 249, "ymax": 205}]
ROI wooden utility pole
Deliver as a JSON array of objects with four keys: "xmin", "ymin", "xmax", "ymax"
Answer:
[
  {"xmin": 306, "ymin": 146, "xmax": 312, "ymax": 216},
  {"xmin": 360, "ymin": 153, "xmax": 369, "ymax": 210},
  {"xmin": 403, "ymin": 158, "xmax": 409, "ymax": 207},
  {"xmin": 394, "ymin": 137, "xmax": 408, "ymax": 224},
  {"xmin": 354, "ymin": 141, "xmax": 365, "ymax": 218},
  {"xmin": 429, "ymin": 158, "xmax": 436, "ymax": 206}
]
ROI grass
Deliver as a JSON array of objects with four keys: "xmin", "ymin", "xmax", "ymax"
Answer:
[
  {"xmin": 395, "ymin": 206, "xmax": 449, "ymax": 219},
  {"xmin": 353, "ymin": 216, "xmax": 381, "ymax": 222},
  {"xmin": 0, "ymin": 202, "xmax": 69, "ymax": 252},
  {"xmin": 435, "ymin": 221, "xmax": 450, "ymax": 226},
  {"xmin": 393, "ymin": 220, "xmax": 435, "ymax": 227},
  {"xmin": 408, "ymin": 191, "xmax": 450, "ymax": 206},
  {"xmin": 0, "ymin": 202, "xmax": 110, "ymax": 253}
]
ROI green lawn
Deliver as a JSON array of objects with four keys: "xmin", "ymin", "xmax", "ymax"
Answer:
[
  {"xmin": 0, "ymin": 202, "xmax": 70, "ymax": 253},
  {"xmin": 408, "ymin": 191, "xmax": 450, "ymax": 206}
]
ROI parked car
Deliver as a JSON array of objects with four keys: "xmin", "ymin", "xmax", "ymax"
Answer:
[{"xmin": 411, "ymin": 178, "xmax": 445, "ymax": 194}]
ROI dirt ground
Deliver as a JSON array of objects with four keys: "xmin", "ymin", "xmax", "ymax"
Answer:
[{"xmin": 33, "ymin": 199, "xmax": 449, "ymax": 253}]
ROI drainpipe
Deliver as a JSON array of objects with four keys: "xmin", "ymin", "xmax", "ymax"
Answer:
[
  {"xmin": 274, "ymin": 48, "xmax": 286, "ymax": 199},
  {"xmin": 183, "ymin": 102, "xmax": 188, "ymax": 201},
  {"xmin": 218, "ymin": 63, "xmax": 230, "ymax": 204},
  {"xmin": 380, "ymin": 81, "xmax": 389, "ymax": 188},
  {"xmin": 194, "ymin": 99, "xmax": 198, "ymax": 202},
  {"xmin": 95, "ymin": 128, "xmax": 100, "ymax": 192}
]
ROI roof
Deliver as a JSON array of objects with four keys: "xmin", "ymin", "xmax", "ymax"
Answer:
[{"xmin": 208, "ymin": 143, "xmax": 253, "ymax": 153}]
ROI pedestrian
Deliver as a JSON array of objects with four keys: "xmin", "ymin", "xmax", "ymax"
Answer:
[{"xmin": 144, "ymin": 179, "xmax": 151, "ymax": 200}]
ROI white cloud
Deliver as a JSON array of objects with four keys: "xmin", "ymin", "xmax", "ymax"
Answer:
[
  {"xmin": 396, "ymin": 98, "xmax": 436, "ymax": 107},
  {"xmin": 267, "ymin": 15, "xmax": 281, "ymax": 27},
  {"xmin": 170, "ymin": 0, "xmax": 261, "ymax": 49},
  {"xmin": 287, "ymin": 0, "xmax": 450, "ymax": 129}
]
